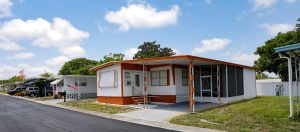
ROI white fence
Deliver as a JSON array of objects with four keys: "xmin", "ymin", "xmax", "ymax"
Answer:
[{"xmin": 256, "ymin": 79, "xmax": 300, "ymax": 96}]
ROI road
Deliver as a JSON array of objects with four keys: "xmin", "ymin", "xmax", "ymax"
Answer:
[{"xmin": 0, "ymin": 94, "xmax": 175, "ymax": 132}]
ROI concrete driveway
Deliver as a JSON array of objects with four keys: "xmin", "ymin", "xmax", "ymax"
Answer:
[{"xmin": 117, "ymin": 102, "xmax": 221, "ymax": 122}]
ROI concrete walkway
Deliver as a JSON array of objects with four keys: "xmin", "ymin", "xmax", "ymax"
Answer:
[{"xmin": 117, "ymin": 102, "xmax": 221, "ymax": 122}]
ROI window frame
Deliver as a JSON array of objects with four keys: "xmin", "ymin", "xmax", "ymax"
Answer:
[{"xmin": 151, "ymin": 70, "xmax": 168, "ymax": 86}]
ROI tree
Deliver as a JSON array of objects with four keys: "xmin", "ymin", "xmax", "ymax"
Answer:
[
  {"xmin": 256, "ymin": 72, "xmax": 269, "ymax": 80},
  {"xmin": 34, "ymin": 80, "xmax": 47, "ymax": 97},
  {"xmin": 9, "ymin": 76, "xmax": 23, "ymax": 82},
  {"xmin": 59, "ymin": 58, "xmax": 99, "ymax": 75},
  {"xmin": 99, "ymin": 53, "xmax": 124, "ymax": 64},
  {"xmin": 40, "ymin": 72, "xmax": 53, "ymax": 78},
  {"xmin": 133, "ymin": 41, "xmax": 176, "ymax": 59},
  {"xmin": 255, "ymin": 18, "xmax": 300, "ymax": 81}
]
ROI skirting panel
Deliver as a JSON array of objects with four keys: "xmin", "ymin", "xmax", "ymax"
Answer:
[
  {"xmin": 66, "ymin": 93, "xmax": 97, "ymax": 99},
  {"xmin": 97, "ymin": 96, "xmax": 132, "ymax": 105}
]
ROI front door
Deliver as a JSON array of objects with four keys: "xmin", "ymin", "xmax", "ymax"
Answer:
[
  {"xmin": 132, "ymin": 73, "xmax": 142, "ymax": 96},
  {"xmin": 200, "ymin": 76, "xmax": 212, "ymax": 102}
]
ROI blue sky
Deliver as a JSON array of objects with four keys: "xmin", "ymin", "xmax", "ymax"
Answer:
[{"xmin": 0, "ymin": 0, "xmax": 299, "ymax": 79}]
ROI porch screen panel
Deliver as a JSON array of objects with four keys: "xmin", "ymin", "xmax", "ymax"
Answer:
[
  {"xmin": 194, "ymin": 67, "xmax": 200, "ymax": 96},
  {"xmin": 227, "ymin": 66, "xmax": 237, "ymax": 97},
  {"xmin": 212, "ymin": 65, "xmax": 218, "ymax": 97},
  {"xmin": 236, "ymin": 67, "xmax": 244, "ymax": 95},
  {"xmin": 220, "ymin": 65, "xmax": 227, "ymax": 97}
]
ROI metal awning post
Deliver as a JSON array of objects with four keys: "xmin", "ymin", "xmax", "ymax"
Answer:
[
  {"xmin": 288, "ymin": 55, "xmax": 294, "ymax": 117},
  {"xmin": 298, "ymin": 60, "xmax": 300, "ymax": 116}
]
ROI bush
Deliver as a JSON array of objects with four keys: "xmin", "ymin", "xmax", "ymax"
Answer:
[
  {"xmin": 54, "ymin": 94, "xmax": 60, "ymax": 99},
  {"xmin": 15, "ymin": 91, "xmax": 26, "ymax": 96}
]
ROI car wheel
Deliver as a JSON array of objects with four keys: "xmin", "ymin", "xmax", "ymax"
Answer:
[
  {"xmin": 30, "ymin": 93, "xmax": 35, "ymax": 97},
  {"xmin": 47, "ymin": 92, "xmax": 52, "ymax": 96}
]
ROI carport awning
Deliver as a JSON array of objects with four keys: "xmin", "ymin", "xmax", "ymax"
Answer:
[
  {"xmin": 274, "ymin": 42, "xmax": 300, "ymax": 118},
  {"xmin": 51, "ymin": 79, "xmax": 62, "ymax": 85},
  {"xmin": 275, "ymin": 43, "xmax": 300, "ymax": 57}
]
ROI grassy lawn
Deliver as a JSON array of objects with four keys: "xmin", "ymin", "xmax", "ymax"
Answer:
[
  {"xmin": 34, "ymin": 96, "xmax": 55, "ymax": 101},
  {"xmin": 0, "ymin": 90, "xmax": 7, "ymax": 94},
  {"xmin": 170, "ymin": 96, "xmax": 300, "ymax": 132},
  {"xmin": 59, "ymin": 99, "xmax": 137, "ymax": 114}
]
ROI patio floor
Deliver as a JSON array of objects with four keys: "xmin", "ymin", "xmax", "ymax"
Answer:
[{"xmin": 117, "ymin": 102, "xmax": 222, "ymax": 122}]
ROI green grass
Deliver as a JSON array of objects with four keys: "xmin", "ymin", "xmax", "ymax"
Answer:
[
  {"xmin": 34, "ymin": 96, "xmax": 55, "ymax": 101},
  {"xmin": 0, "ymin": 90, "xmax": 7, "ymax": 94},
  {"xmin": 59, "ymin": 99, "xmax": 137, "ymax": 114},
  {"xmin": 170, "ymin": 96, "xmax": 300, "ymax": 132}
]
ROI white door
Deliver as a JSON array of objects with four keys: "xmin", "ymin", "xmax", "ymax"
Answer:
[
  {"xmin": 200, "ymin": 76, "xmax": 213, "ymax": 102},
  {"xmin": 132, "ymin": 73, "xmax": 143, "ymax": 96}
]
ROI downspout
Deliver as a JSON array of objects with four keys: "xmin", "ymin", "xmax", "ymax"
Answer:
[{"xmin": 280, "ymin": 54, "xmax": 293, "ymax": 117}]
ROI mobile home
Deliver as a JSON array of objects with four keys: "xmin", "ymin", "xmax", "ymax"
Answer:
[
  {"xmin": 51, "ymin": 75, "xmax": 97, "ymax": 99},
  {"xmin": 91, "ymin": 55, "xmax": 256, "ymax": 112}
]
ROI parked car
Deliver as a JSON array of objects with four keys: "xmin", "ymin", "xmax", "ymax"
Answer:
[
  {"xmin": 8, "ymin": 87, "xmax": 26, "ymax": 95},
  {"xmin": 26, "ymin": 87, "xmax": 39, "ymax": 97},
  {"xmin": 26, "ymin": 87, "xmax": 53, "ymax": 97}
]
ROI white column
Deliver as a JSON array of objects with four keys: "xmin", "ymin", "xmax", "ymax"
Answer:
[{"xmin": 288, "ymin": 55, "xmax": 293, "ymax": 117}]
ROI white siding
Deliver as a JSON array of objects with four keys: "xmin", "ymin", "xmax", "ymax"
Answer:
[
  {"xmin": 97, "ymin": 64, "xmax": 121, "ymax": 97},
  {"xmin": 56, "ymin": 76, "xmax": 96, "ymax": 94},
  {"xmin": 243, "ymin": 68, "xmax": 256, "ymax": 99},
  {"xmin": 175, "ymin": 68, "xmax": 189, "ymax": 103}
]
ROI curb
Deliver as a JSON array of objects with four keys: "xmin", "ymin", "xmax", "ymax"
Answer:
[{"xmin": 0, "ymin": 93, "xmax": 222, "ymax": 132}]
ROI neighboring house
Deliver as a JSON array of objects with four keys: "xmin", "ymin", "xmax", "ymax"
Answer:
[
  {"xmin": 24, "ymin": 77, "xmax": 48, "ymax": 87},
  {"xmin": 256, "ymin": 79, "xmax": 300, "ymax": 96},
  {"xmin": 90, "ymin": 55, "xmax": 256, "ymax": 112},
  {"xmin": 51, "ymin": 75, "xmax": 97, "ymax": 99}
]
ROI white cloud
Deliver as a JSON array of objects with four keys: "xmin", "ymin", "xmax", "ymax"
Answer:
[
  {"xmin": 45, "ymin": 56, "xmax": 69, "ymax": 66},
  {"xmin": 0, "ymin": 0, "xmax": 12, "ymax": 18},
  {"xmin": 250, "ymin": 0, "xmax": 277, "ymax": 9},
  {"xmin": 0, "ymin": 63, "xmax": 54, "ymax": 79},
  {"xmin": 0, "ymin": 17, "xmax": 89, "ymax": 60},
  {"xmin": 286, "ymin": 0, "xmax": 297, "ymax": 4},
  {"xmin": 105, "ymin": 3, "xmax": 180, "ymax": 31},
  {"xmin": 223, "ymin": 51, "xmax": 259, "ymax": 66},
  {"xmin": 172, "ymin": 48, "xmax": 183, "ymax": 55},
  {"xmin": 192, "ymin": 38, "xmax": 231, "ymax": 54},
  {"xmin": 0, "ymin": 36, "xmax": 22, "ymax": 51},
  {"xmin": 261, "ymin": 23, "xmax": 294, "ymax": 35},
  {"xmin": 6, "ymin": 52, "xmax": 34, "ymax": 60},
  {"xmin": 59, "ymin": 45, "xmax": 86, "ymax": 58},
  {"xmin": 0, "ymin": 17, "xmax": 89, "ymax": 48},
  {"xmin": 124, "ymin": 47, "xmax": 139, "ymax": 60}
]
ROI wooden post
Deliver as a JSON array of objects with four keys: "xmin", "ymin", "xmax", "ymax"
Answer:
[
  {"xmin": 217, "ymin": 64, "xmax": 221, "ymax": 102},
  {"xmin": 188, "ymin": 59, "xmax": 195, "ymax": 113},
  {"xmin": 143, "ymin": 65, "xmax": 148, "ymax": 105}
]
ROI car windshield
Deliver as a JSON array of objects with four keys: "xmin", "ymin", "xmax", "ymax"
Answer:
[{"xmin": 15, "ymin": 88, "xmax": 20, "ymax": 90}]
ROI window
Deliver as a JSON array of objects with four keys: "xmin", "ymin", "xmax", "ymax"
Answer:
[
  {"xmin": 151, "ymin": 70, "xmax": 168, "ymax": 86},
  {"xmin": 151, "ymin": 71, "xmax": 159, "ymax": 86},
  {"xmin": 75, "ymin": 78, "xmax": 87, "ymax": 86},
  {"xmin": 182, "ymin": 69, "xmax": 188, "ymax": 86},
  {"xmin": 125, "ymin": 72, "xmax": 131, "ymax": 86},
  {"xmin": 99, "ymin": 70, "xmax": 118, "ymax": 88}
]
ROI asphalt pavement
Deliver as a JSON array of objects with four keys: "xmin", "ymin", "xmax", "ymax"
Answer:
[{"xmin": 0, "ymin": 94, "xmax": 176, "ymax": 132}]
